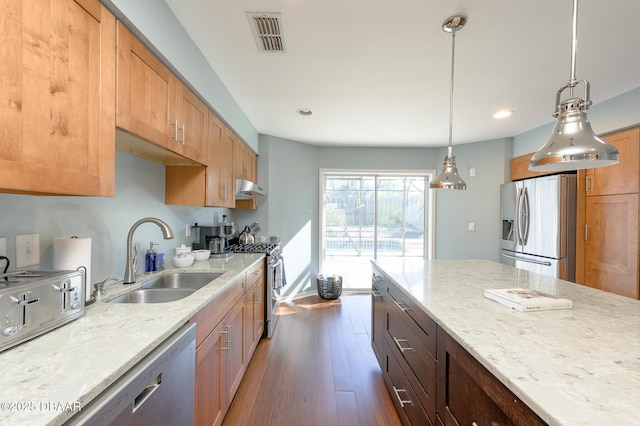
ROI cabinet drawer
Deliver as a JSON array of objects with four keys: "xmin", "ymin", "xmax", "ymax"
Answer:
[
  {"xmin": 384, "ymin": 340, "xmax": 432, "ymax": 426},
  {"xmin": 246, "ymin": 260, "xmax": 265, "ymax": 287},
  {"xmin": 385, "ymin": 277, "xmax": 436, "ymax": 358},
  {"xmin": 190, "ymin": 276, "xmax": 244, "ymax": 347},
  {"xmin": 386, "ymin": 301, "xmax": 437, "ymax": 424}
]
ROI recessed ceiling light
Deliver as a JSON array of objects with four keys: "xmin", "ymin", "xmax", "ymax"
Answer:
[
  {"xmin": 298, "ymin": 109, "xmax": 313, "ymax": 116},
  {"xmin": 493, "ymin": 110, "xmax": 513, "ymax": 119}
]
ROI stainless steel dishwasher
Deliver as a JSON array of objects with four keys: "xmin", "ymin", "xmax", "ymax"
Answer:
[{"xmin": 68, "ymin": 323, "xmax": 196, "ymax": 425}]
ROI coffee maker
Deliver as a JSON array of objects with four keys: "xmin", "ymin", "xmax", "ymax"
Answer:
[{"xmin": 191, "ymin": 223, "xmax": 238, "ymax": 252}]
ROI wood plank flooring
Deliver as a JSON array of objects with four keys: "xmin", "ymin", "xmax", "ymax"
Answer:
[{"xmin": 223, "ymin": 293, "xmax": 402, "ymax": 426}]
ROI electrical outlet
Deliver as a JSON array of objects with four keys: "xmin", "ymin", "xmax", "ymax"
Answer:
[
  {"xmin": 468, "ymin": 222, "xmax": 476, "ymax": 231},
  {"xmin": 16, "ymin": 233, "xmax": 40, "ymax": 267},
  {"xmin": 0, "ymin": 237, "xmax": 6, "ymax": 257},
  {"xmin": 186, "ymin": 224, "xmax": 191, "ymax": 237}
]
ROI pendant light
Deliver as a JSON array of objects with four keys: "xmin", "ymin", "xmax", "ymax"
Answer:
[
  {"xmin": 529, "ymin": 0, "xmax": 619, "ymax": 171},
  {"xmin": 431, "ymin": 15, "xmax": 467, "ymax": 190}
]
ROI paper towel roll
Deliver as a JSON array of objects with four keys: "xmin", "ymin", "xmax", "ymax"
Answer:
[{"xmin": 54, "ymin": 237, "xmax": 91, "ymax": 302}]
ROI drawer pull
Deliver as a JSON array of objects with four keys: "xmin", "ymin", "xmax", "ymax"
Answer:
[
  {"xmin": 393, "ymin": 337, "xmax": 415, "ymax": 353},
  {"xmin": 393, "ymin": 299, "xmax": 411, "ymax": 312},
  {"xmin": 392, "ymin": 386, "xmax": 412, "ymax": 408}
]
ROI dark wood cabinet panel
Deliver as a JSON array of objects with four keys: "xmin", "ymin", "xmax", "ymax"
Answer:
[{"xmin": 436, "ymin": 327, "xmax": 546, "ymax": 426}]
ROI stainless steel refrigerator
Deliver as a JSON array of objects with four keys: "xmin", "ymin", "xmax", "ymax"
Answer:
[{"xmin": 500, "ymin": 174, "xmax": 577, "ymax": 281}]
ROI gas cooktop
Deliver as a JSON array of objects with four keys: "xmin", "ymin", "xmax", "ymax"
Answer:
[{"xmin": 227, "ymin": 243, "xmax": 280, "ymax": 255}]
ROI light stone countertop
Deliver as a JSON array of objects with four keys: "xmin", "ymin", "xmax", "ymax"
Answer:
[
  {"xmin": 0, "ymin": 253, "xmax": 265, "ymax": 426},
  {"xmin": 372, "ymin": 258, "xmax": 640, "ymax": 426}
]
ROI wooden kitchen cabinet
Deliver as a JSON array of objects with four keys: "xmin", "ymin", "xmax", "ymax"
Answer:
[
  {"xmin": 510, "ymin": 152, "xmax": 555, "ymax": 182},
  {"xmin": 0, "ymin": 0, "xmax": 116, "ymax": 196},
  {"xmin": 116, "ymin": 22, "xmax": 206, "ymax": 165},
  {"xmin": 576, "ymin": 126, "xmax": 640, "ymax": 299},
  {"xmin": 583, "ymin": 194, "xmax": 639, "ymax": 298},
  {"xmin": 372, "ymin": 265, "xmax": 436, "ymax": 425},
  {"xmin": 584, "ymin": 128, "xmax": 640, "ymax": 196},
  {"xmin": 244, "ymin": 262, "xmax": 265, "ymax": 360},
  {"xmin": 195, "ymin": 321, "xmax": 225, "ymax": 426},
  {"xmin": 233, "ymin": 134, "xmax": 257, "ymax": 182},
  {"xmin": 208, "ymin": 113, "xmax": 236, "ymax": 208},
  {"xmin": 373, "ymin": 265, "xmax": 545, "ymax": 426},
  {"xmin": 436, "ymin": 327, "xmax": 545, "ymax": 426}
]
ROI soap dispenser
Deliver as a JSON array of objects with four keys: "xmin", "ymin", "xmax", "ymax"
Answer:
[{"xmin": 145, "ymin": 242, "xmax": 159, "ymax": 273}]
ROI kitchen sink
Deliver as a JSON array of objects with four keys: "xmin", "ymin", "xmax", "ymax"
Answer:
[
  {"xmin": 141, "ymin": 272, "xmax": 223, "ymax": 291},
  {"xmin": 108, "ymin": 289, "xmax": 196, "ymax": 304},
  {"xmin": 108, "ymin": 272, "xmax": 223, "ymax": 304}
]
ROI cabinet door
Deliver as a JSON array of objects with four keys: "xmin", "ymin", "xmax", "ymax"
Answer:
[
  {"xmin": 584, "ymin": 194, "xmax": 639, "ymax": 298},
  {"xmin": 206, "ymin": 112, "xmax": 235, "ymax": 207},
  {"xmin": 0, "ymin": 0, "xmax": 115, "ymax": 196},
  {"xmin": 175, "ymin": 82, "xmax": 207, "ymax": 163},
  {"xmin": 371, "ymin": 274, "xmax": 386, "ymax": 366},
  {"xmin": 225, "ymin": 300, "xmax": 246, "ymax": 406},
  {"xmin": 436, "ymin": 327, "xmax": 545, "ymax": 426},
  {"xmin": 195, "ymin": 324, "xmax": 225, "ymax": 426},
  {"xmin": 586, "ymin": 128, "xmax": 640, "ymax": 196},
  {"xmin": 116, "ymin": 21, "xmax": 175, "ymax": 151}
]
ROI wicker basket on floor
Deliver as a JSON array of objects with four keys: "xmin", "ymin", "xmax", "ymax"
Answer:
[{"xmin": 317, "ymin": 274, "xmax": 342, "ymax": 300}]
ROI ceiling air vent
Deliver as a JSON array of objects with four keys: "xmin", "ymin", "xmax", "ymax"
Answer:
[{"xmin": 247, "ymin": 12, "xmax": 286, "ymax": 53}]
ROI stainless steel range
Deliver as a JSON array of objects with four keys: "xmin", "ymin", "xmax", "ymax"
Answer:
[
  {"xmin": 0, "ymin": 269, "xmax": 85, "ymax": 353},
  {"xmin": 227, "ymin": 243, "xmax": 284, "ymax": 338}
]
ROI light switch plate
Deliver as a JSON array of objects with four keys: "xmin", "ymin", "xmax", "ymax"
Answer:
[
  {"xmin": 0, "ymin": 237, "xmax": 6, "ymax": 257},
  {"xmin": 16, "ymin": 234, "xmax": 40, "ymax": 267}
]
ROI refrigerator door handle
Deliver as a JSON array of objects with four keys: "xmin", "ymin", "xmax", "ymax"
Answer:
[
  {"xmin": 516, "ymin": 188, "xmax": 525, "ymax": 245},
  {"xmin": 501, "ymin": 253, "xmax": 553, "ymax": 266},
  {"xmin": 521, "ymin": 187, "xmax": 530, "ymax": 246}
]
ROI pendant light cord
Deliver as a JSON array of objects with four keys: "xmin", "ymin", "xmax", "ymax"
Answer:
[
  {"xmin": 569, "ymin": 0, "xmax": 578, "ymax": 97},
  {"xmin": 447, "ymin": 21, "xmax": 459, "ymax": 158}
]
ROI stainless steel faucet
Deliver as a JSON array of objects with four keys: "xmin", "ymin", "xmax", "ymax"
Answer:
[{"xmin": 124, "ymin": 217, "xmax": 174, "ymax": 284}]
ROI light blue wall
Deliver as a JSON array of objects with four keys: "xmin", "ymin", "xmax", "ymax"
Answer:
[
  {"xmin": 0, "ymin": 152, "xmax": 226, "ymax": 283},
  {"xmin": 258, "ymin": 136, "xmax": 512, "ymax": 295},
  {"xmin": 101, "ymin": 0, "xmax": 259, "ymax": 152}
]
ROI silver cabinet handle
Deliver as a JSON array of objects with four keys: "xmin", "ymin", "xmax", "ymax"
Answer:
[
  {"xmin": 393, "ymin": 299, "xmax": 411, "ymax": 312},
  {"xmin": 393, "ymin": 337, "xmax": 415, "ymax": 353},
  {"xmin": 392, "ymin": 386, "xmax": 412, "ymax": 408},
  {"xmin": 132, "ymin": 374, "xmax": 162, "ymax": 413},
  {"xmin": 171, "ymin": 119, "xmax": 179, "ymax": 141},
  {"xmin": 221, "ymin": 327, "xmax": 230, "ymax": 350}
]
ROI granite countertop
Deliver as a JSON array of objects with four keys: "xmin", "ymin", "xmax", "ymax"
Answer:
[
  {"xmin": 372, "ymin": 258, "xmax": 640, "ymax": 426},
  {"xmin": 0, "ymin": 253, "xmax": 265, "ymax": 426}
]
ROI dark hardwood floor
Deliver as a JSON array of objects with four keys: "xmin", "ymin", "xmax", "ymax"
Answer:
[{"xmin": 223, "ymin": 293, "xmax": 402, "ymax": 426}]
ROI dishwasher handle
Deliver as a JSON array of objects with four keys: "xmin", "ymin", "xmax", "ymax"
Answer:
[{"xmin": 132, "ymin": 373, "xmax": 162, "ymax": 413}]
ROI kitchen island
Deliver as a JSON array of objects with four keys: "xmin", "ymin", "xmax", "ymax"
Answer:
[
  {"xmin": 0, "ymin": 253, "xmax": 264, "ymax": 426},
  {"xmin": 372, "ymin": 258, "xmax": 640, "ymax": 425}
]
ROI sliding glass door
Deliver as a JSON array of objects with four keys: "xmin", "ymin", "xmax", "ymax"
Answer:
[{"xmin": 320, "ymin": 171, "xmax": 433, "ymax": 290}]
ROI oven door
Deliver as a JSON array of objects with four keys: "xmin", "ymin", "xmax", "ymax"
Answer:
[{"xmin": 265, "ymin": 256, "xmax": 283, "ymax": 338}]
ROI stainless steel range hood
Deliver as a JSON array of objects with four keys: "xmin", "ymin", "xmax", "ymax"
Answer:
[{"xmin": 235, "ymin": 179, "xmax": 265, "ymax": 199}]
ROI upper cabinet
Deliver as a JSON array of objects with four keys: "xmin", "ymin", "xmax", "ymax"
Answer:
[
  {"xmin": 576, "ymin": 127, "xmax": 640, "ymax": 299},
  {"xmin": 116, "ymin": 22, "xmax": 205, "ymax": 165},
  {"xmin": 233, "ymin": 135, "xmax": 257, "ymax": 182},
  {"xmin": 0, "ymin": 0, "xmax": 116, "ymax": 196},
  {"xmin": 584, "ymin": 128, "xmax": 639, "ymax": 196},
  {"xmin": 510, "ymin": 153, "xmax": 555, "ymax": 181}
]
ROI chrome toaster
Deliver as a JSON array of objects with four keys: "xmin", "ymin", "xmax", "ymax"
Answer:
[{"xmin": 0, "ymin": 270, "xmax": 85, "ymax": 353}]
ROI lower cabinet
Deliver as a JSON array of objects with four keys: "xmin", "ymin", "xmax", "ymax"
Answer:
[
  {"xmin": 372, "ymin": 266, "xmax": 546, "ymax": 426},
  {"xmin": 192, "ymin": 261, "xmax": 265, "ymax": 426}
]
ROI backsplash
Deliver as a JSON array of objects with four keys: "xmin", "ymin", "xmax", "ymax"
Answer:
[{"xmin": 0, "ymin": 151, "xmax": 226, "ymax": 286}]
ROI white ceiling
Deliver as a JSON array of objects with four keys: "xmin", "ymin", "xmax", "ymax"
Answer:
[{"xmin": 164, "ymin": 0, "xmax": 640, "ymax": 148}]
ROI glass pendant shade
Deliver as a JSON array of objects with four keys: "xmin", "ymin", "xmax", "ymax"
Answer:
[
  {"xmin": 431, "ymin": 151, "xmax": 466, "ymax": 190},
  {"xmin": 529, "ymin": 98, "xmax": 619, "ymax": 171},
  {"xmin": 529, "ymin": 0, "xmax": 619, "ymax": 172}
]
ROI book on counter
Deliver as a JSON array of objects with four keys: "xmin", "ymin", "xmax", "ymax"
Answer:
[{"xmin": 483, "ymin": 288, "xmax": 573, "ymax": 312}]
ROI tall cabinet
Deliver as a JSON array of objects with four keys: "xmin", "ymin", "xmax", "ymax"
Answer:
[{"xmin": 576, "ymin": 127, "xmax": 640, "ymax": 299}]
